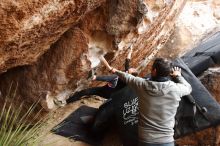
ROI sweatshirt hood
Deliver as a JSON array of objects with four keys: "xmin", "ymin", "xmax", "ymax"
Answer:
[{"xmin": 145, "ymin": 80, "xmax": 172, "ymax": 96}]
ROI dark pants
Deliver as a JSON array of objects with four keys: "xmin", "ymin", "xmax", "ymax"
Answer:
[
  {"xmin": 66, "ymin": 85, "xmax": 114, "ymax": 103},
  {"xmin": 139, "ymin": 141, "xmax": 174, "ymax": 146},
  {"xmin": 91, "ymin": 99, "xmax": 114, "ymax": 135}
]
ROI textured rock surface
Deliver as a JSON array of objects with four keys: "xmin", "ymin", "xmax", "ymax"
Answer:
[
  {"xmin": 106, "ymin": 0, "xmax": 186, "ymax": 74},
  {"xmin": 0, "ymin": 0, "xmax": 105, "ymax": 73},
  {"xmin": 0, "ymin": 0, "xmax": 186, "ymax": 109},
  {"xmin": 106, "ymin": 0, "xmax": 138, "ymax": 35},
  {"xmin": 0, "ymin": 27, "xmax": 90, "ymax": 109},
  {"xmin": 158, "ymin": 0, "xmax": 220, "ymax": 59}
]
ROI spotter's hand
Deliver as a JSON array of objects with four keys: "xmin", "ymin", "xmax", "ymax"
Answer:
[{"xmin": 170, "ymin": 67, "xmax": 181, "ymax": 77}]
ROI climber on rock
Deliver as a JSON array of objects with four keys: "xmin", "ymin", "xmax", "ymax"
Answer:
[
  {"xmin": 102, "ymin": 57, "xmax": 192, "ymax": 146},
  {"xmin": 54, "ymin": 46, "xmax": 138, "ymax": 105}
]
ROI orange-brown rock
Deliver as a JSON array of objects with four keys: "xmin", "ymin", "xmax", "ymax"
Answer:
[
  {"xmin": 0, "ymin": 0, "xmax": 105, "ymax": 73},
  {"xmin": 0, "ymin": 27, "xmax": 90, "ymax": 108},
  {"xmin": 106, "ymin": 0, "xmax": 138, "ymax": 35},
  {"xmin": 0, "ymin": 0, "xmax": 186, "ymax": 109},
  {"xmin": 107, "ymin": 0, "xmax": 187, "ymax": 74}
]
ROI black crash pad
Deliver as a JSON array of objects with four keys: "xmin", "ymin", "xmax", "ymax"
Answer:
[
  {"xmin": 173, "ymin": 58, "xmax": 220, "ymax": 138},
  {"xmin": 51, "ymin": 86, "xmax": 138, "ymax": 146},
  {"xmin": 109, "ymin": 86, "xmax": 138, "ymax": 146},
  {"xmin": 182, "ymin": 31, "xmax": 220, "ymax": 76},
  {"xmin": 51, "ymin": 105, "xmax": 100, "ymax": 146}
]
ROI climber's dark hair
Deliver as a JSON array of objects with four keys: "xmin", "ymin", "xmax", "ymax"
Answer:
[{"xmin": 152, "ymin": 58, "xmax": 171, "ymax": 77}]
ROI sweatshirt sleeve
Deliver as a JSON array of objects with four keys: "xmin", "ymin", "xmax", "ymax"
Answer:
[
  {"xmin": 96, "ymin": 75, "xmax": 118, "ymax": 83},
  {"xmin": 115, "ymin": 70, "xmax": 147, "ymax": 89},
  {"xmin": 174, "ymin": 76, "xmax": 192, "ymax": 97}
]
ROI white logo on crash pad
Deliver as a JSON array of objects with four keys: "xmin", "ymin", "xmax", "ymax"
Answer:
[{"xmin": 123, "ymin": 97, "xmax": 138, "ymax": 125}]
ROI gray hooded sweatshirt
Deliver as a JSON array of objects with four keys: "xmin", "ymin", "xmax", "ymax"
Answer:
[{"xmin": 115, "ymin": 70, "xmax": 192, "ymax": 143}]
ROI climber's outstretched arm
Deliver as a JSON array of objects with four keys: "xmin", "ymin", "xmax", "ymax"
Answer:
[
  {"xmin": 127, "ymin": 45, "xmax": 133, "ymax": 60},
  {"xmin": 100, "ymin": 56, "xmax": 112, "ymax": 71},
  {"xmin": 125, "ymin": 45, "xmax": 133, "ymax": 71}
]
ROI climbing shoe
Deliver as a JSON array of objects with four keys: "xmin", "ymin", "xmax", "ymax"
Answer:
[
  {"xmin": 87, "ymin": 68, "xmax": 96, "ymax": 80},
  {"xmin": 53, "ymin": 99, "xmax": 66, "ymax": 107}
]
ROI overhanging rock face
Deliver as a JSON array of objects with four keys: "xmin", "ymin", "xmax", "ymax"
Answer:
[
  {"xmin": 0, "ymin": 0, "xmax": 186, "ymax": 108},
  {"xmin": 0, "ymin": 0, "xmax": 105, "ymax": 73}
]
